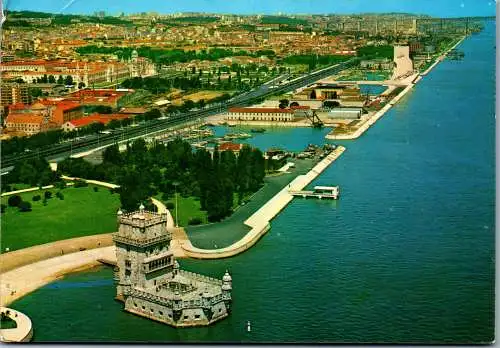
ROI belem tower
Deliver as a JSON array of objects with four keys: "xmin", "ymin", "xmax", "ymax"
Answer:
[{"xmin": 112, "ymin": 205, "xmax": 232, "ymax": 327}]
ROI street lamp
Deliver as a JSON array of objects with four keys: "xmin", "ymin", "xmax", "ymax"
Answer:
[{"xmin": 172, "ymin": 181, "xmax": 180, "ymax": 228}]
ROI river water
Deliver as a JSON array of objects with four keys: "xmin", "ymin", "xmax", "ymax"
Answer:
[{"xmin": 11, "ymin": 21, "xmax": 495, "ymax": 343}]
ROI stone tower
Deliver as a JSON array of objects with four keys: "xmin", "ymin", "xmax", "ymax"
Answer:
[
  {"xmin": 114, "ymin": 204, "xmax": 173, "ymax": 300},
  {"xmin": 113, "ymin": 205, "xmax": 232, "ymax": 327}
]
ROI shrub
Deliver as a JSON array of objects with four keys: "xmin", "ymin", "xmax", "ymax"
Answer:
[
  {"xmin": 44, "ymin": 191, "xmax": 52, "ymax": 199},
  {"xmin": 56, "ymin": 191, "xmax": 64, "ymax": 200},
  {"xmin": 18, "ymin": 201, "xmax": 32, "ymax": 212},
  {"xmin": 1, "ymin": 204, "xmax": 6, "ymax": 213},
  {"xmin": 93, "ymin": 186, "xmax": 99, "ymax": 192},
  {"xmin": 109, "ymin": 188, "xmax": 116, "ymax": 194},
  {"xmin": 43, "ymin": 198, "xmax": 48, "ymax": 206},
  {"xmin": 54, "ymin": 181, "xmax": 67, "ymax": 190},
  {"xmin": 32, "ymin": 195, "xmax": 41, "ymax": 202},
  {"xmin": 7, "ymin": 195, "xmax": 22, "ymax": 207},
  {"xmin": 74, "ymin": 179, "xmax": 88, "ymax": 188},
  {"xmin": 166, "ymin": 202, "xmax": 175, "ymax": 210},
  {"xmin": 188, "ymin": 217, "xmax": 203, "ymax": 226}
]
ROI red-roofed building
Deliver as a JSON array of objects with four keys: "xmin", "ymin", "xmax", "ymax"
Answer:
[
  {"xmin": 61, "ymin": 113, "xmax": 130, "ymax": 132},
  {"xmin": 66, "ymin": 89, "xmax": 129, "ymax": 108},
  {"xmin": 119, "ymin": 107, "xmax": 147, "ymax": 115},
  {"xmin": 35, "ymin": 99, "xmax": 84, "ymax": 125},
  {"xmin": 218, "ymin": 142, "xmax": 244, "ymax": 153},
  {"xmin": 4, "ymin": 113, "xmax": 48, "ymax": 135},
  {"xmin": 226, "ymin": 107, "xmax": 296, "ymax": 122}
]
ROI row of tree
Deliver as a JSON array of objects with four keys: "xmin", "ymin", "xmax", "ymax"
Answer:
[
  {"xmin": 57, "ymin": 138, "xmax": 266, "ymax": 222},
  {"xmin": 76, "ymin": 46, "xmax": 276, "ymax": 65},
  {"xmin": 281, "ymin": 54, "xmax": 350, "ymax": 70}
]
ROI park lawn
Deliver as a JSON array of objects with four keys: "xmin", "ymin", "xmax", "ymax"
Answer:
[
  {"xmin": 160, "ymin": 195, "xmax": 208, "ymax": 227},
  {"xmin": 1, "ymin": 185, "xmax": 120, "ymax": 251}
]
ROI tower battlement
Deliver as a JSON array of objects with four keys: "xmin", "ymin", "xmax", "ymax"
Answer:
[{"xmin": 118, "ymin": 210, "xmax": 168, "ymax": 228}]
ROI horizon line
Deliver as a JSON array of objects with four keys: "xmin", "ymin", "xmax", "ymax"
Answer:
[{"xmin": 3, "ymin": 8, "xmax": 497, "ymax": 20}]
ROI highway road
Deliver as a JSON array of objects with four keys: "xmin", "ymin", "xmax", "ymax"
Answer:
[{"xmin": 1, "ymin": 58, "xmax": 358, "ymax": 172}]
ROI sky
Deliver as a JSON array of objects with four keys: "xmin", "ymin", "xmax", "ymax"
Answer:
[{"xmin": 3, "ymin": 0, "xmax": 497, "ymax": 17}]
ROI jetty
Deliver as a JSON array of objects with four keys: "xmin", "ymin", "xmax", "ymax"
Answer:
[
  {"xmin": 181, "ymin": 146, "xmax": 346, "ymax": 259},
  {"xmin": 290, "ymin": 185, "xmax": 340, "ymax": 199}
]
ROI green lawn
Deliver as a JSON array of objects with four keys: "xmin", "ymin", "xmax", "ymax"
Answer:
[
  {"xmin": 1, "ymin": 185, "xmax": 120, "ymax": 251},
  {"xmin": 158, "ymin": 192, "xmax": 251, "ymax": 227},
  {"xmin": 159, "ymin": 195, "xmax": 208, "ymax": 227}
]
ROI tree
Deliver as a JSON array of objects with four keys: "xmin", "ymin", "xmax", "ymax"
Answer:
[
  {"xmin": 44, "ymin": 191, "xmax": 52, "ymax": 199},
  {"xmin": 29, "ymin": 87, "xmax": 43, "ymax": 98},
  {"xmin": 18, "ymin": 201, "xmax": 32, "ymax": 212},
  {"xmin": 290, "ymin": 101, "xmax": 300, "ymax": 107},
  {"xmin": 57, "ymin": 76, "xmax": 64, "ymax": 85},
  {"xmin": 7, "ymin": 195, "xmax": 22, "ymax": 207},
  {"xmin": 41, "ymin": 74, "xmax": 48, "ymax": 83},
  {"xmin": 64, "ymin": 75, "xmax": 74, "ymax": 86},
  {"xmin": 103, "ymin": 143, "xmax": 122, "ymax": 165},
  {"xmin": 279, "ymin": 99, "xmax": 289, "ymax": 109},
  {"xmin": 78, "ymin": 82, "xmax": 86, "ymax": 89},
  {"xmin": 48, "ymin": 75, "xmax": 56, "ymax": 84},
  {"xmin": 1, "ymin": 204, "xmax": 6, "ymax": 214}
]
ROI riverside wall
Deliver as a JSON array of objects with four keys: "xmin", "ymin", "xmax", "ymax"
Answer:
[
  {"xmin": 0, "ymin": 233, "xmax": 114, "ymax": 274},
  {"xmin": 421, "ymin": 36, "xmax": 466, "ymax": 76}
]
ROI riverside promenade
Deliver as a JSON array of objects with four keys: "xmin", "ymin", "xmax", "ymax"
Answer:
[
  {"xmin": 0, "ymin": 147, "xmax": 345, "ymax": 304},
  {"xmin": 421, "ymin": 36, "xmax": 466, "ymax": 76},
  {"xmin": 181, "ymin": 146, "xmax": 346, "ymax": 259},
  {"xmin": 325, "ymin": 77, "xmax": 417, "ymax": 141},
  {"xmin": 0, "ymin": 307, "xmax": 33, "ymax": 342},
  {"xmin": 326, "ymin": 35, "xmax": 467, "ymax": 141}
]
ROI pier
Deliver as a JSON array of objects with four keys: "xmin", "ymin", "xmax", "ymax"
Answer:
[
  {"xmin": 181, "ymin": 146, "xmax": 346, "ymax": 259},
  {"xmin": 290, "ymin": 185, "xmax": 340, "ymax": 199}
]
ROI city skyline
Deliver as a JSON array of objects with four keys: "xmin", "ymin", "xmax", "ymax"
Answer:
[{"xmin": 3, "ymin": 0, "xmax": 497, "ymax": 17}]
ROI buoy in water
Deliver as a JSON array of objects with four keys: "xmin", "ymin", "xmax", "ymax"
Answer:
[{"xmin": 247, "ymin": 320, "xmax": 251, "ymax": 332}]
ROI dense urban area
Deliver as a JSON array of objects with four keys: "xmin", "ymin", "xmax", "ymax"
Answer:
[{"xmin": 0, "ymin": 7, "xmax": 492, "ymax": 341}]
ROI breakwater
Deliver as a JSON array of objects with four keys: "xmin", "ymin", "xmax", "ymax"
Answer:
[{"xmin": 0, "ymin": 307, "xmax": 33, "ymax": 342}]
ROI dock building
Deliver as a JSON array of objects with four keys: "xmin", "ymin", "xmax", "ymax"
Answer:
[
  {"xmin": 113, "ymin": 205, "xmax": 232, "ymax": 327},
  {"xmin": 225, "ymin": 107, "xmax": 296, "ymax": 122}
]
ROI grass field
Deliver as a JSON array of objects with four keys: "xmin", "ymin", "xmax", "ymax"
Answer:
[
  {"xmin": 159, "ymin": 195, "xmax": 208, "ymax": 227},
  {"xmin": 1, "ymin": 185, "xmax": 120, "ymax": 251},
  {"xmin": 159, "ymin": 192, "xmax": 251, "ymax": 227},
  {"xmin": 171, "ymin": 90, "xmax": 226, "ymax": 106}
]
